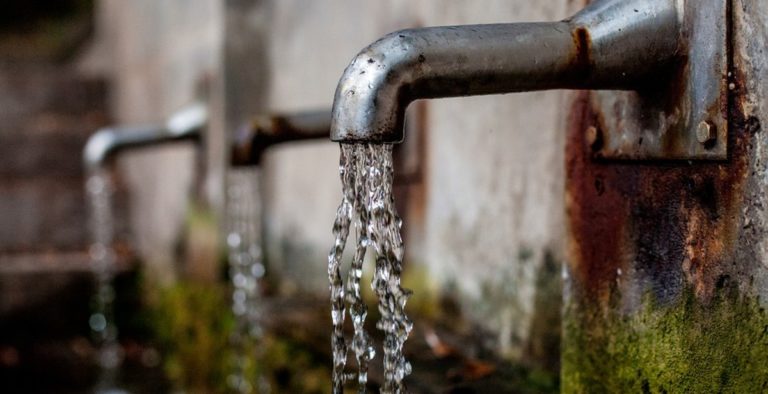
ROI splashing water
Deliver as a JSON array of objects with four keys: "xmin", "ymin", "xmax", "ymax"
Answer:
[
  {"xmin": 328, "ymin": 145, "xmax": 354, "ymax": 390},
  {"xmin": 226, "ymin": 168, "xmax": 268, "ymax": 394},
  {"xmin": 85, "ymin": 169, "xmax": 124, "ymax": 391},
  {"xmin": 329, "ymin": 144, "xmax": 412, "ymax": 393}
]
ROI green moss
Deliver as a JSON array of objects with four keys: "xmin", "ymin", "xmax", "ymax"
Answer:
[
  {"xmin": 152, "ymin": 282, "xmax": 236, "ymax": 393},
  {"xmin": 525, "ymin": 251, "xmax": 562, "ymax": 373},
  {"xmin": 260, "ymin": 336, "xmax": 331, "ymax": 394},
  {"xmin": 562, "ymin": 286, "xmax": 768, "ymax": 393},
  {"xmin": 150, "ymin": 281, "xmax": 334, "ymax": 393}
]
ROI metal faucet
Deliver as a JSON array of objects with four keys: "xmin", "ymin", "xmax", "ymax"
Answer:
[
  {"xmin": 230, "ymin": 110, "xmax": 331, "ymax": 166},
  {"xmin": 83, "ymin": 101, "xmax": 208, "ymax": 171},
  {"xmin": 330, "ymin": 0, "xmax": 682, "ymax": 143}
]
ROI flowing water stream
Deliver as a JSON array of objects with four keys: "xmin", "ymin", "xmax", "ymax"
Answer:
[
  {"xmin": 85, "ymin": 169, "xmax": 124, "ymax": 391},
  {"xmin": 329, "ymin": 143, "xmax": 412, "ymax": 393},
  {"xmin": 226, "ymin": 168, "xmax": 268, "ymax": 394}
]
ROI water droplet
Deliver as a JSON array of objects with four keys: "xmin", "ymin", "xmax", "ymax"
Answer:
[
  {"xmin": 251, "ymin": 263, "xmax": 265, "ymax": 278},
  {"xmin": 233, "ymin": 273, "xmax": 247, "ymax": 288},
  {"xmin": 90, "ymin": 313, "xmax": 107, "ymax": 332},
  {"xmin": 227, "ymin": 232, "xmax": 242, "ymax": 248}
]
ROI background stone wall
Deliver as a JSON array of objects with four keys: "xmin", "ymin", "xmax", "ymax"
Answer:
[
  {"xmin": 4, "ymin": 0, "xmax": 768, "ymax": 388},
  {"xmin": 92, "ymin": 0, "xmax": 224, "ymax": 284},
  {"xmin": 97, "ymin": 0, "xmax": 572, "ymax": 361},
  {"xmin": 253, "ymin": 0, "xmax": 575, "ymax": 361},
  {"xmin": 9, "ymin": 0, "xmax": 573, "ymax": 365}
]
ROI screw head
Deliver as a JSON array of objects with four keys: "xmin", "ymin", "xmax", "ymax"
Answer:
[{"xmin": 696, "ymin": 121, "xmax": 716, "ymax": 145}]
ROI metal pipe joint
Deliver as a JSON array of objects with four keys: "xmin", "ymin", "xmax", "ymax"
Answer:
[{"xmin": 330, "ymin": 0, "xmax": 682, "ymax": 143}]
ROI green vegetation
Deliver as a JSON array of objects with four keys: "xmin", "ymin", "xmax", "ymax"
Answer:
[
  {"xmin": 260, "ymin": 336, "xmax": 331, "ymax": 394},
  {"xmin": 563, "ymin": 286, "xmax": 768, "ymax": 393},
  {"xmin": 150, "ymin": 280, "xmax": 333, "ymax": 393},
  {"xmin": 152, "ymin": 282, "xmax": 236, "ymax": 393}
]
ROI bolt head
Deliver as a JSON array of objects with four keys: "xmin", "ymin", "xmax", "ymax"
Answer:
[
  {"xmin": 696, "ymin": 121, "xmax": 716, "ymax": 144},
  {"xmin": 585, "ymin": 126, "xmax": 600, "ymax": 149}
]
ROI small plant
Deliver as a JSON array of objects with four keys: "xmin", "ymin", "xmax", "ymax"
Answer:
[{"xmin": 152, "ymin": 281, "xmax": 237, "ymax": 393}]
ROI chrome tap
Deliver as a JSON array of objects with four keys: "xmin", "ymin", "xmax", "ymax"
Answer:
[
  {"xmin": 83, "ymin": 101, "xmax": 208, "ymax": 171},
  {"xmin": 330, "ymin": 0, "xmax": 681, "ymax": 143}
]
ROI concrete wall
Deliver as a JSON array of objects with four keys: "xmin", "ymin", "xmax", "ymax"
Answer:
[
  {"xmin": 95, "ymin": 0, "xmax": 223, "ymax": 284},
  {"xmin": 84, "ymin": 0, "xmax": 768, "ymax": 385},
  {"xmin": 259, "ymin": 0, "xmax": 573, "ymax": 362},
  {"xmin": 100, "ymin": 0, "xmax": 573, "ymax": 363},
  {"xmin": 261, "ymin": 0, "xmax": 422, "ymax": 293}
]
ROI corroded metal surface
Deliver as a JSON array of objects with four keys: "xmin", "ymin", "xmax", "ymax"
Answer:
[
  {"xmin": 566, "ymin": 86, "xmax": 755, "ymax": 309},
  {"xmin": 563, "ymin": 0, "xmax": 764, "ymax": 314},
  {"xmin": 564, "ymin": 0, "xmax": 763, "ymax": 309},
  {"xmin": 230, "ymin": 110, "xmax": 331, "ymax": 166},
  {"xmin": 592, "ymin": 0, "xmax": 730, "ymax": 160},
  {"xmin": 562, "ymin": 3, "xmax": 768, "ymax": 390}
]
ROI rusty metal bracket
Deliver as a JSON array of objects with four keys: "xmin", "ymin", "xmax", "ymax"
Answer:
[{"xmin": 590, "ymin": 0, "xmax": 730, "ymax": 161}]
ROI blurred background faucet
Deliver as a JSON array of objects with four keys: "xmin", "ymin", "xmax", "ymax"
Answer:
[
  {"xmin": 230, "ymin": 110, "xmax": 331, "ymax": 166},
  {"xmin": 83, "ymin": 101, "xmax": 208, "ymax": 172}
]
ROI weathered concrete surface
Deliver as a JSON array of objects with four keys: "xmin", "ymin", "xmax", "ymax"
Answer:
[
  {"xmin": 0, "ymin": 68, "xmax": 109, "ymax": 252},
  {"xmin": 0, "ymin": 5, "xmax": 120, "ymax": 360},
  {"xmin": 411, "ymin": 2, "xmax": 572, "ymax": 363},
  {"xmin": 562, "ymin": 1, "xmax": 768, "ymax": 391},
  {"xmin": 261, "ymin": 0, "xmax": 421, "ymax": 294},
  {"xmin": 96, "ymin": 0, "xmax": 223, "ymax": 284},
  {"xmin": 261, "ymin": 0, "xmax": 572, "ymax": 366},
  {"xmin": 100, "ymin": 0, "xmax": 573, "ymax": 368}
]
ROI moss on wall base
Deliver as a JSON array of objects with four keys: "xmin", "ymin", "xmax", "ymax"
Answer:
[{"xmin": 562, "ymin": 287, "xmax": 768, "ymax": 393}]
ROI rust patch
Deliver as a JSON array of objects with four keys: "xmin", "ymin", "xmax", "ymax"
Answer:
[
  {"xmin": 573, "ymin": 28, "xmax": 591, "ymax": 66},
  {"xmin": 568, "ymin": 27, "xmax": 593, "ymax": 81},
  {"xmin": 566, "ymin": 93, "xmax": 630, "ymax": 309},
  {"xmin": 393, "ymin": 101, "xmax": 429, "ymax": 248},
  {"xmin": 231, "ymin": 113, "xmax": 331, "ymax": 166},
  {"xmin": 566, "ymin": 75, "xmax": 753, "ymax": 309}
]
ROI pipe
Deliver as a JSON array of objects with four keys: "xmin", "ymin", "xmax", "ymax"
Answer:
[
  {"xmin": 231, "ymin": 109, "xmax": 332, "ymax": 166},
  {"xmin": 330, "ymin": 0, "xmax": 681, "ymax": 143},
  {"xmin": 83, "ymin": 101, "xmax": 208, "ymax": 171}
]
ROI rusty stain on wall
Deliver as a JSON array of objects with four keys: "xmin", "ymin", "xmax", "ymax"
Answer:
[
  {"xmin": 566, "ymin": 49, "xmax": 760, "ymax": 310},
  {"xmin": 562, "ymin": 3, "xmax": 768, "ymax": 388},
  {"xmin": 393, "ymin": 101, "xmax": 429, "ymax": 250}
]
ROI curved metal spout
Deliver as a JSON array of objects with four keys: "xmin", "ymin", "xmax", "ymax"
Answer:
[
  {"xmin": 231, "ymin": 109, "xmax": 331, "ymax": 166},
  {"xmin": 83, "ymin": 101, "xmax": 208, "ymax": 171},
  {"xmin": 330, "ymin": 0, "xmax": 681, "ymax": 143}
]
